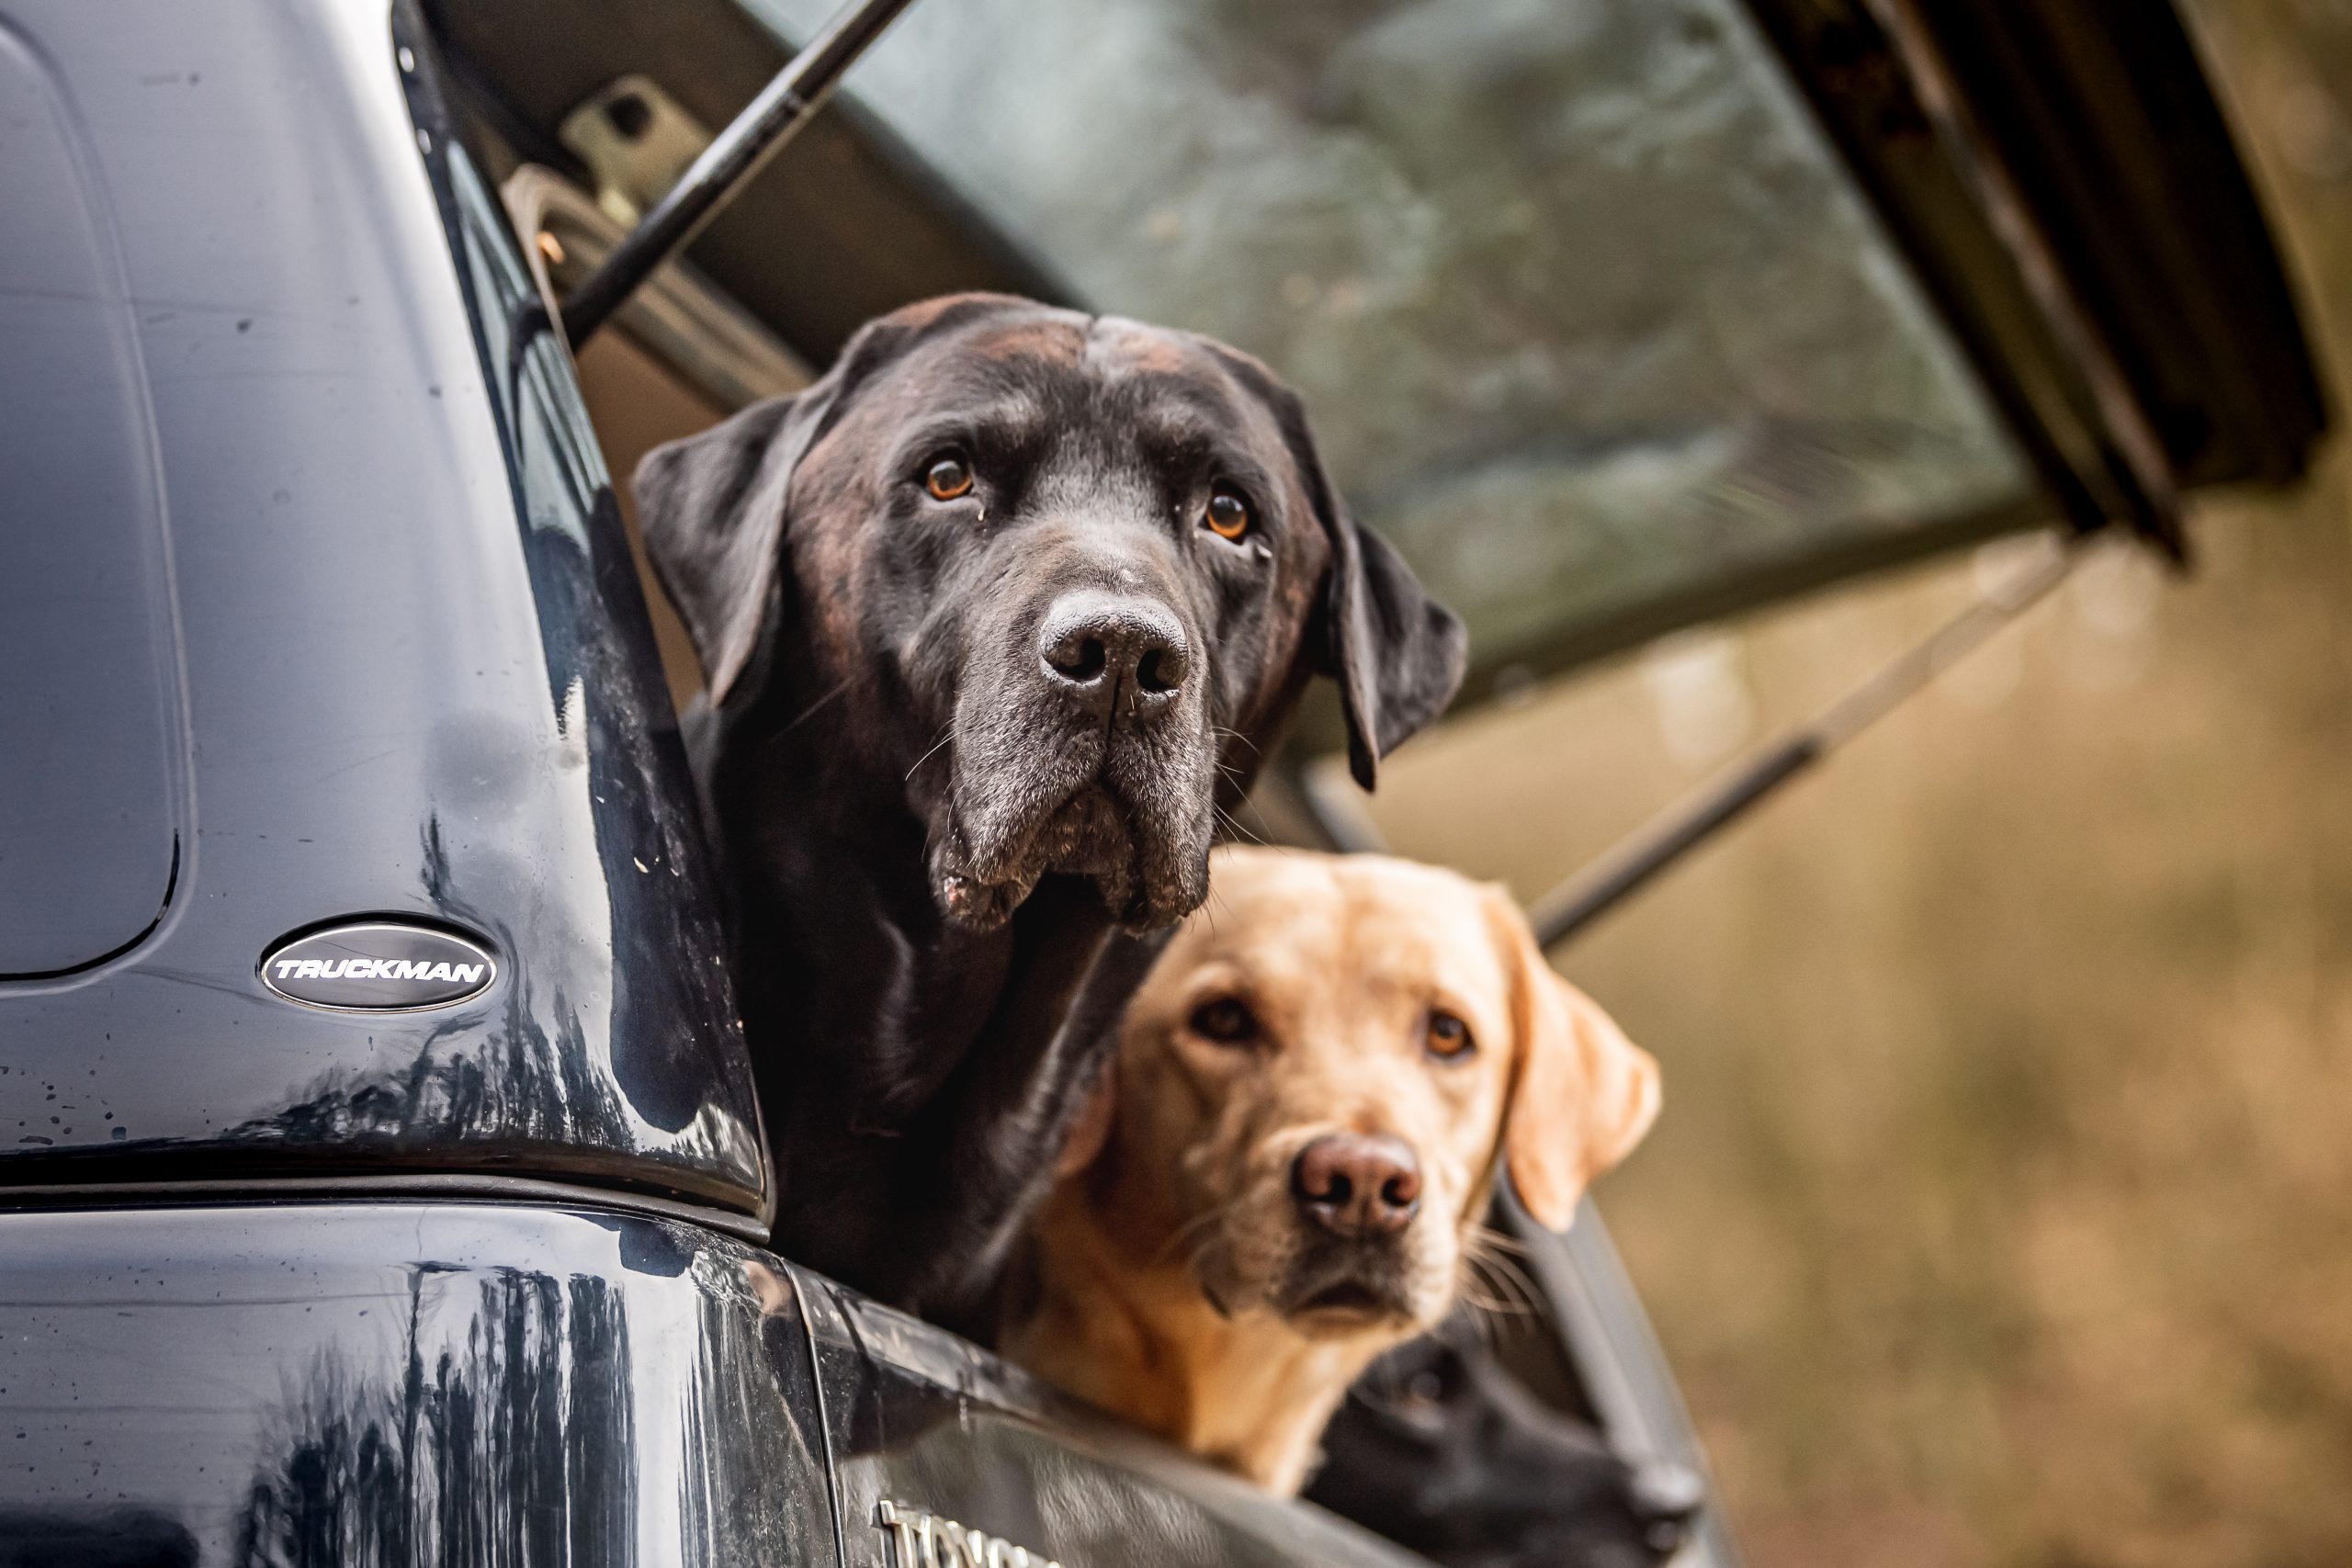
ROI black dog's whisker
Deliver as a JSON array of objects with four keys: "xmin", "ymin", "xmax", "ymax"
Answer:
[
  {"xmin": 764, "ymin": 678, "xmax": 851, "ymax": 744},
  {"xmin": 1195, "ymin": 881, "xmax": 1238, "ymax": 940},
  {"xmin": 904, "ymin": 729, "xmax": 955, "ymax": 783},
  {"xmin": 1213, "ymin": 803, "xmax": 1269, "ymax": 849}
]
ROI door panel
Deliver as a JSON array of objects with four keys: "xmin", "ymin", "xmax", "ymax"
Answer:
[{"xmin": 794, "ymin": 1267, "xmax": 1430, "ymax": 1568}]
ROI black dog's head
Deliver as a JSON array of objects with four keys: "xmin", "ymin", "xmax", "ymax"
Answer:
[
  {"xmin": 636, "ymin": 294, "xmax": 1464, "ymax": 931},
  {"xmin": 1307, "ymin": 1332, "xmax": 1705, "ymax": 1568}
]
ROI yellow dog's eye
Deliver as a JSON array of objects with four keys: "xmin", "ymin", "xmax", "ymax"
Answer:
[
  {"xmin": 1191, "ymin": 996, "xmax": 1260, "ymax": 1044},
  {"xmin": 924, "ymin": 453, "xmax": 974, "ymax": 501},
  {"xmin": 1425, "ymin": 1010, "xmax": 1475, "ymax": 1059},
  {"xmin": 1203, "ymin": 485, "xmax": 1251, "ymax": 542}
]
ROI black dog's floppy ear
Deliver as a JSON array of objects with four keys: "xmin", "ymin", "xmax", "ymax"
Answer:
[
  {"xmin": 636, "ymin": 293, "xmax": 1040, "ymax": 707},
  {"xmin": 1321, "ymin": 503, "xmax": 1469, "ymax": 790},
  {"xmin": 1248, "ymin": 380, "xmax": 1465, "ymax": 790},
  {"xmin": 634, "ymin": 383, "xmax": 837, "ymax": 708},
  {"xmin": 1214, "ymin": 350, "xmax": 1466, "ymax": 788},
  {"xmin": 1216, "ymin": 353, "xmax": 1466, "ymax": 789}
]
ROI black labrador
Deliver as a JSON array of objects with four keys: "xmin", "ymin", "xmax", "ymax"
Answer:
[
  {"xmin": 636, "ymin": 294, "xmax": 1464, "ymax": 1324},
  {"xmin": 1308, "ymin": 1331, "xmax": 1706, "ymax": 1568}
]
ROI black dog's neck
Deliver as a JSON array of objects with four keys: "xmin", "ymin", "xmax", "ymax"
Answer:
[{"xmin": 689, "ymin": 682, "xmax": 1166, "ymax": 1329}]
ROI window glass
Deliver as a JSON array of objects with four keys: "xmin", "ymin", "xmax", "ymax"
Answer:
[
  {"xmin": 741, "ymin": 0, "xmax": 2036, "ymax": 675},
  {"xmin": 0, "ymin": 26, "xmax": 183, "ymax": 976}
]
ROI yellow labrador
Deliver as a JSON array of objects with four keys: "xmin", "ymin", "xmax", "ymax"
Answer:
[{"xmin": 1002, "ymin": 846, "xmax": 1660, "ymax": 1494}]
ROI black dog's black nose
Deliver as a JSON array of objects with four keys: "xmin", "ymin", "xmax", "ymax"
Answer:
[
  {"xmin": 1292, "ymin": 1134, "xmax": 1422, "ymax": 1236},
  {"xmin": 1037, "ymin": 592, "xmax": 1190, "ymax": 722}
]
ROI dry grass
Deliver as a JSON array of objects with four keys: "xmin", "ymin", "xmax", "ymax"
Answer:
[{"xmin": 1360, "ymin": 6, "xmax": 2352, "ymax": 1561}]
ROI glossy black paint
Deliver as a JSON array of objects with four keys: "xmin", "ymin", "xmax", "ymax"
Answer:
[
  {"xmin": 793, "ymin": 1266, "xmax": 1430, "ymax": 1568},
  {"xmin": 0, "ymin": 0, "xmax": 763, "ymax": 1215},
  {"xmin": 0, "ymin": 1203, "xmax": 1431, "ymax": 1568},
  {"xmin": 0, "ymin": 1204, "xmax": 834, "ymax": 1565}
]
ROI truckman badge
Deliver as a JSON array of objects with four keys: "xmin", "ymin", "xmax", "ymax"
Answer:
[{"xmin": 258, "ymin": 919, "xmax": 499, "ymax": 1011}]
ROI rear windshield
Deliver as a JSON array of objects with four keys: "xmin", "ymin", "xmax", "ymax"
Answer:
[
  {"xmin": 0, "ymin": 26, "xmax": 184, "ymax": 977},
  {"xmin": 740, "ymin": 0, "xmax": 2040, "ymax": 683}
]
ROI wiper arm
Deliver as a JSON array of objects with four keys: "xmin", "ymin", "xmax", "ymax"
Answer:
[
  {"xmin": 1291, "ymin": 530, "xmax": 2087, "ymax": 950},
  {"xmin": 560, "ymin": 0, "xmax": 921, "ymax": 347},
  {"xmin": 1526, "ymin": 530, "xmax": 2078, "ymax": 947}
]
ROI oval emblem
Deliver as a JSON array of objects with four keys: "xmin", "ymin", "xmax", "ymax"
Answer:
[{"xmin": 260, "ymin": 920, "xmax": 498, "ymax": 1012}]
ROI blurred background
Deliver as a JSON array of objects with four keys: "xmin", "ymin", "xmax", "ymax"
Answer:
[{"xmin": 1357, "ymin": 4, "xmax": 2352, "ymax": 1563}]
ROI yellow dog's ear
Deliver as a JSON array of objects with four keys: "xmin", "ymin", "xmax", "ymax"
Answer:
[
  {"xmin": 1056, "ymin": 1056, "xmax": 1117, "ymax": 1178},
  {"xmin": 1487, "ymin": 890, "xmax": 1661, "ymax": 1231}
]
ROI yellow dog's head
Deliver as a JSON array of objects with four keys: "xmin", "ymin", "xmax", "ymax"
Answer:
[{"xmin": 1062, "ymin": 846, "xmax": 1661, "ymax": 1340}]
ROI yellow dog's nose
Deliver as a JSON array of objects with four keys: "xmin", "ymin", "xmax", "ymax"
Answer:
[{"xmin": 1291, "ymin": 1134, "xmax": 1422, "ymax": 1235}]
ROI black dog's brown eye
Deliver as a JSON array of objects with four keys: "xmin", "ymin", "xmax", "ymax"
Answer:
[
  {"xmin": 1425, "ymin": 1010, "xmax": 1474, "ymax": 1059},
  {"xmin": 1203, "ymin": 485, "xmax": 1251, "ymax": 542},
  {"xmin": 1191, "ymin": 997, "xmax": 1260, "ymax": 1044},
  {"xmin": 923, "ymin": 454, "xmax": 974, "ymax": 502}
]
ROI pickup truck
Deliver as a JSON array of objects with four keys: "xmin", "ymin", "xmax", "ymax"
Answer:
[{"xmin": 0, "ymin": 0, "xmax": 2319, "ymax": 1563}]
